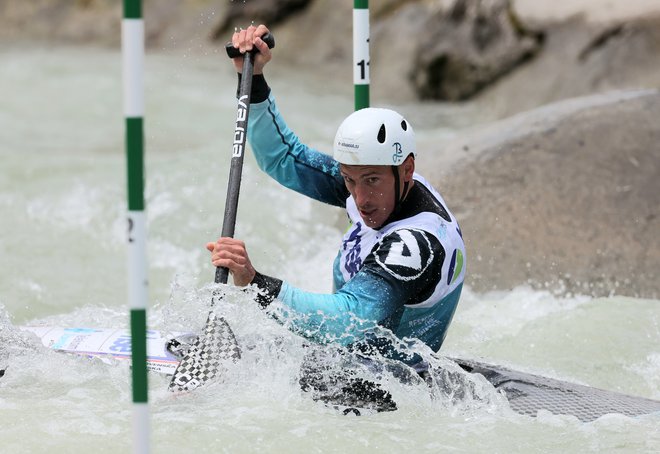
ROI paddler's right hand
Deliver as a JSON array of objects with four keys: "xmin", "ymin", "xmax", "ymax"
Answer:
[
  {"xmin": 206, "ymin": 237, "xmax": 257, "ymax": 287},
  {"xmin": 230, "ymin": 24, "xmax": 272, "ymax": 75}
]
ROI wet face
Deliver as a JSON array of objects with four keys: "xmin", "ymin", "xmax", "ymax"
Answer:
[{"xmin": 340, "ymin": 158, "xmax": 414, "ymax": 229}]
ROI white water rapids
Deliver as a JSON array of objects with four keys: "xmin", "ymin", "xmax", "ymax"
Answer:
[{"xmin": 0, "ymin": 46, "xmax": 658, "ymax": 453}]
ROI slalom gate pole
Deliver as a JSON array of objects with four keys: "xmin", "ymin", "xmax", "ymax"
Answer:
[
  {"xmin": 353, "ymin": 0, "xmax": 370, "ymax": 110},
  {"xmin": 122, "ymin": 0, "xmax": 150, "ymax": 452}
]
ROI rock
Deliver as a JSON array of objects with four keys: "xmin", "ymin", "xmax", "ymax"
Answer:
[
  {"xmin": 270, "ymin": 0, "xmax": 544, "ymax": 103},
  {"xmin": 209, "ymin": 0, "xmax": 312, "ymax": 39},
  {"xmin": 263, "ymin": 0, "xmax": 354, "ymax": 67},
  {"xmin": 411, "ymin": 0, "xmax": 543, "ymax": 101},
  {"xmin": 476, "ymin": 15, "xmax": 660, "ymax": 118},
  {"xmin": 513, "ymin": 0, "xmax": 660, "ymax": 26},
  {"xmin": 0, "ymin": 0, "xmax": 233, "ymax": 47},
  {"xmin": 270, "ymin": 1, "xmax": 660, "ymax": 111},
  {"xmin": 0, "ymin": 0, "xmax": 120, "ymax": 46},
  {"xmin": 3, "ymin": 0, "xmax": 660, "ymax": 112},
  {"xmin": 434, "ymin": 89, "xmax": 660, "ymax": 298}
]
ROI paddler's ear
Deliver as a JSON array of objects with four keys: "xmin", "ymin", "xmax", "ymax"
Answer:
[{"xmin": 402, "ymin": 155, "xmax": 415, "ymax": 182}]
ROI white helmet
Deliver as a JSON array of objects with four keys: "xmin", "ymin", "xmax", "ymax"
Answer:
[{"xmin": 333, "ymin": 108, "xmax": 416, "ymax": 166}]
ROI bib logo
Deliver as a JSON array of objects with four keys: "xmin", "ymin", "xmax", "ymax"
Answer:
[
  {"xmin": 375, "ymin": 229, "xmax": 433, "ymax": 281},
  {"xmin": 342, "ymin": 222, "xmax": 363, "ymax": 278},
  {"xmin": 233, "ymin": 95, "xmax": 248, "ymax": 157}
]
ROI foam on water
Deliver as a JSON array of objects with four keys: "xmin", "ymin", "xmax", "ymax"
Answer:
[
  {"xmin": 2, "ymin": 281, "xmax": 659, "ymax": 452},
  {"xmin": 0, "ymin": 46, "xmax": 659, "ymax": 453}
]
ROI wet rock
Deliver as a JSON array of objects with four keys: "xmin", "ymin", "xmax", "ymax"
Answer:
[
  {"xmin": 411, "ymin": 0, "xmax": 543, "ymax": 101},
  {"xmin": 435, "ymin": 89, "xmax": 660, "ymax": 298}
]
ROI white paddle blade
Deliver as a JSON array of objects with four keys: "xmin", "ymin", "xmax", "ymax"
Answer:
[{"xmin": 168, "ymin": 312, "xmax": 241, "ymax": 392}]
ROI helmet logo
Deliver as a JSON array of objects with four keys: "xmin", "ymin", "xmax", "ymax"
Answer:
[{"xmin": 392, "ymin": 142, "xmax": 404, "ymax": 164}]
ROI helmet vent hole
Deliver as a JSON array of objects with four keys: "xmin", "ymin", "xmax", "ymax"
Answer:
[
  {"xmin": 377, "ymin": 124, "xmax": 386, "ymax": 143},
  {"xmin": 401, "ymin": 120, "xmax": 408, "ymax": 131}
]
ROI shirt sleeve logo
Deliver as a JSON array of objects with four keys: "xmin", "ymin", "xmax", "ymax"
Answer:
[{"xmin": 375, "ymin": 229, "xmax": 434, "ymax": 281}]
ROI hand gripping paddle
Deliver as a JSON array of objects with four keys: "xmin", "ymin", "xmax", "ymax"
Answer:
[{"xmin": 169, "ymin": 33, "xmax": 275, "ymax": 393}]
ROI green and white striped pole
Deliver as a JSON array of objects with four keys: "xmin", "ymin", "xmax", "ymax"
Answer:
[
  {"xmin": 122, "ymin": 1, "xmax": 150, "ymax": 452},
  {"xmin": 353, "ymin": 0, "xmax": 370, "ymax": 110}
]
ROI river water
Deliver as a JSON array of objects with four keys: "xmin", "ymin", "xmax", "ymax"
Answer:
[{"xmin": 0, "ymin": 46, "xmax": 658, "ymax": 453}]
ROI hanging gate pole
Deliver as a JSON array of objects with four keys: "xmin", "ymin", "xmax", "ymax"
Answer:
[
  {"xmin": 353, "ymin": 0, "xmax": 370, "ymax": 110},
  {"xmin": 122, "ymin": 0, "xmax": 150, "ymax": 452}
]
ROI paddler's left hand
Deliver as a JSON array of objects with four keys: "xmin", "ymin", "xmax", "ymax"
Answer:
[{"xmin": 206, "ymin": 237, "xmax": 256, "ymax": 286}]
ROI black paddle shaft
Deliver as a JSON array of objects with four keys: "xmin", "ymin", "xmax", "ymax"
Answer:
[{"xmin": 215, "ymin": 33, "xmax": 275, "ymax": 285}]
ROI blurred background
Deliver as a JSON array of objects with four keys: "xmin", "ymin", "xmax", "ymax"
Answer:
[{"xmin": 2, "ymin": 0, "xmax": 658, "ymax": 297}]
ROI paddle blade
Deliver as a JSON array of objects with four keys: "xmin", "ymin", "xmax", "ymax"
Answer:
[{"xmin": 168, "ymin": 312, "xmax": 241, "ymax": 392}]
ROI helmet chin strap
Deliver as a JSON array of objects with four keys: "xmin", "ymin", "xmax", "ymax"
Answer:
[
  {"xmin": 392, "ymin": 165, "xmax": 402, "ymax": 209},
  {"xmin": 374, "ymin": 158, "xmax": 413, "ymax": 230},
  {"xmin": 388, "ymin": 164, "xmax": 410, "ymax": 221}
]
